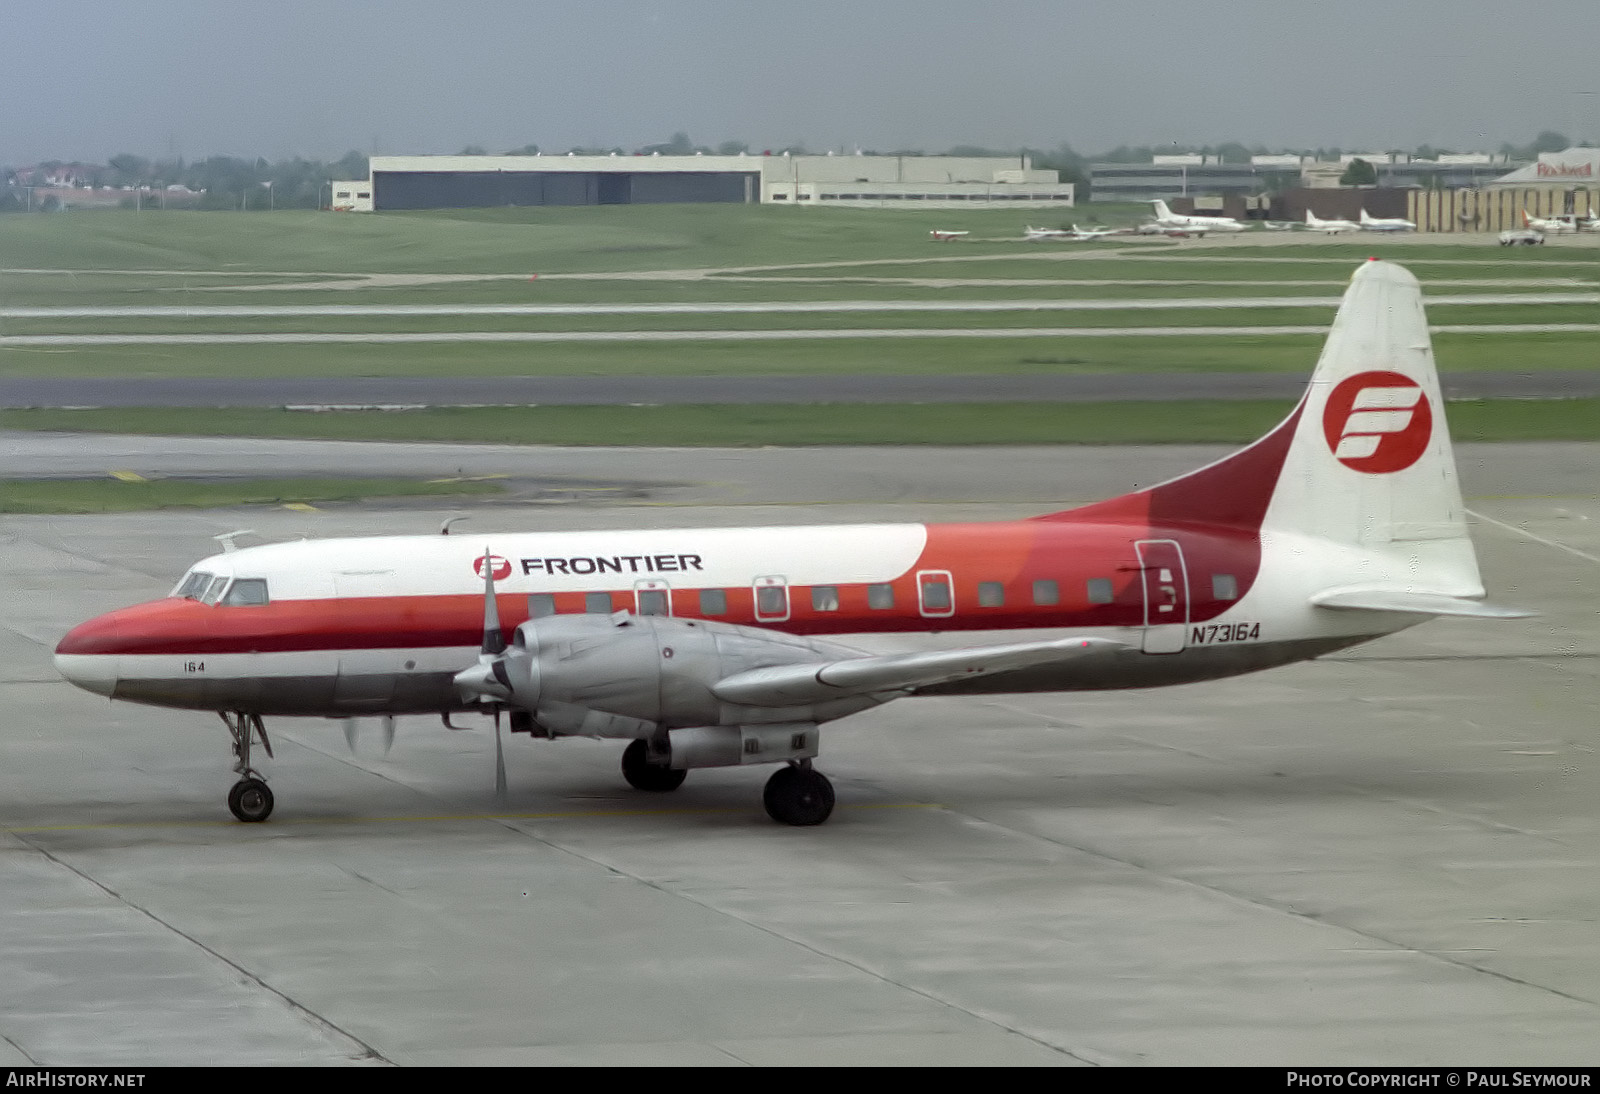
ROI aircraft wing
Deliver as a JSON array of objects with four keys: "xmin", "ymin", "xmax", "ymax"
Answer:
[
  {"xmin": 711, "ymin": 636, "xmax": 1127, "ymax": 707},
  {"xmin": 1310, "ymin": 587, "xmax": 1532, "ymax": 618}
]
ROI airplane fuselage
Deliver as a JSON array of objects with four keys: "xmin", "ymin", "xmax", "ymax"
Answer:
[{"xmin": 55, "ymin": 513, "xmax": 1392, "ymax": 718}]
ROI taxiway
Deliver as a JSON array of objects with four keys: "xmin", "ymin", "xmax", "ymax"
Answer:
[{"xmin": 1, "ymin": 442, "xmax": 1596, "ymax": 1065}]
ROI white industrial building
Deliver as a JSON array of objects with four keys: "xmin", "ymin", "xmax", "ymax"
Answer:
[{"xmin": 329, "ymin": 153, "xmax": 1072, "ymax": 212}]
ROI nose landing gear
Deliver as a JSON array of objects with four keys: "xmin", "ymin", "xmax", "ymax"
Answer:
[{"xmin": 221, "ymin": 711, "xmax": 275, "ymax": 822}]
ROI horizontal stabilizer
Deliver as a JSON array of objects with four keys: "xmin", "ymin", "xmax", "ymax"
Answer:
[
  {"xmin": 1310, "ymin": 587, "xmax": 1532, "ymax": 618},
  {"xmin": 712, "ymin": 636, "xmax": 1127, "ymax": 707}
]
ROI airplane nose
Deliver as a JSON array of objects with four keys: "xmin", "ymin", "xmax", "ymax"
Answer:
[
  {"xmin": 54, "ymin": 652, "xmax": 118, "ymax": 697},
  {"xmin": 55, "ymin": 612, "xmax": 130, "ymax": 698}
]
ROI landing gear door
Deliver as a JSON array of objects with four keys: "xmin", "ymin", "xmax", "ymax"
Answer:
[{"xmin": 1134, "ymin": 540, "xmax": 1189, "ymax": 655}]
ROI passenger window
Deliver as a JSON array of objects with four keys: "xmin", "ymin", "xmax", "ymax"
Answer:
[
  {"xmin": 1212, "ymin": 574, "xmax": 1238, "ymax": 600},
  {"xmin": 756, "ymin": 586, "xmax": 787, "ymax": 615},
  {"xmin": 1032, "ymin": 579, "xmax": 1059, "ymax": 606},
  {"xmin": 811, "ymin": 586, "xmax": 839, "ymax": 611},
  {"xmin": 585, "ymin": 592, "xmax": 613, "ymax": 613},
  {"xmin": 699, "ymin": 589, "xmax": 727, "ymax": 615},
  {"xmin": 174, "ymin": 570, "xmax": 212, "ymax": 599},
  {"xmin": 867, "ymin": 584, "xmax": 895, "ymax": 609},
  {"xmin": 222, "ymin": 579, "xmax": 269, "ymax": 606},
  {"xmin": 919, "ymin": 575, "xmax": 952, "ymax": 612},
  {"xmin": 977, "ymin": 581, "xmax": 1005, "ymax": 607},
  {"xmin": 637, "ymin": 590, "xmax": 669, "ymax": 616},
  {"xmin": 528, "ymin": 594, "xmax": 557, "ymax": 618},
  {"xmin": 1086, "ymin": 578, "xmax": 1114, "ymax": 604},
  {"xmin": 201, "ymin": 575, "xmax": 230, "ymax": 605}
]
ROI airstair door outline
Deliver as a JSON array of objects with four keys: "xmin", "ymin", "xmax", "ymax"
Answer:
[{"xmin": 1134, "ymin": 540, "xmax": 1189, "ymax": 655}]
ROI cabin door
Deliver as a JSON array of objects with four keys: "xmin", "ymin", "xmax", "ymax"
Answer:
[{"xmin": 1134, "ymin": 540, "xmax": 1189, "ymax": 655}]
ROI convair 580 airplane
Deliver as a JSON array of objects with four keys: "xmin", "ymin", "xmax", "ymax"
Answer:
[{"xmin": 56, "ymin": 261, "xmax": 1523, "ymax": 827}]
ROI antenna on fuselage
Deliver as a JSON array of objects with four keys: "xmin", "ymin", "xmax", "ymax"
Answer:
[
  {"xmin": 213, "ymin": 530, "xmax": 257, "ymax": 553},
  {"xmin": 440, "ymin": 516, "xmax": 468, "ymax": 536}
]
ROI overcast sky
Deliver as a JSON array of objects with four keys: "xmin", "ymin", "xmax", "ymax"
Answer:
[{"xmin": 5, "ymin": 0, "xmax": 1595, "ymax": 165}]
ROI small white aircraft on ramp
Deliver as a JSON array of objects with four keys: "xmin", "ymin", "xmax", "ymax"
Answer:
[
  {"xmin": 929, "ymin": 229, "xmax": 970, "ymax": 242},
  {"xmin": 1149, "ymin": 199, "xmax": 1248, "ymax": 233},
  {"xmin": 1306, "ymin": 211, "xmax": 1361, "ymax": 234},
  {"xmin": 1522, "ymin": 210, "xmax": 1585, "ymax": 235},
  {"xmin": 1359, "ymin": 209, "xmax": 1416, "ymax": 232},
  {"xmin": 1133, "ymin": 220, "xmax": 1212, "ymax": 238}
]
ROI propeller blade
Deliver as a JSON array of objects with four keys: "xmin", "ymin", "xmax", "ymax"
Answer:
[
  {"xmin": 479, "ymin": 548, "xmax": 506, "ymax": 657},
  {"xmin": 493, "ymin": 708, "xmax": 508, "ymax": 802},
  {"xmin": 380, "ymin": 715, "xmax": 396, "ymax": 756},
  {"xmin": 342, "ymin": 718, "xmax": 358, "ymax": 753}
]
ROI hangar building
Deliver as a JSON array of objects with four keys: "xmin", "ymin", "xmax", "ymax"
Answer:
[
  {"xmin": 1408, "ymin": 147, "xmax": 1599, "ymax": 232},
  {"xmin": 330, "ymin": 154, "xmax": 1072, "ymax": 212}
]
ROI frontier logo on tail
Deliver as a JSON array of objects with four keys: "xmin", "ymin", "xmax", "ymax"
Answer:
[{"xmin": 1321, "ymin": 371, "xmax": 1433, "ymax": 473}]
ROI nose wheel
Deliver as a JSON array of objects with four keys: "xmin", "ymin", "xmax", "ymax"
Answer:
[
  {"xmin": 220, "ymin": 711, "xmax": 275, "ymax": 823},
  {"xmin": 228, "ymin": 778, "xmax": 274, "ymax": 823}
]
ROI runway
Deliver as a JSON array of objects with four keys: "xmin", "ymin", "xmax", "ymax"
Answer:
[
  {"xmin": 7, "ymin": 369, "xmax": 1600, "ymax": 409},
  {"xmin": 1, "ymin": 442, "xmax": 1597, "ymax": 1064},
  {"xmin": 4, "ymin": 292, "xmax": 1594, "ymax": 318},
  {"xmin": 6, "ymin": 322, "xmax": 1596, "ymax": 347}
]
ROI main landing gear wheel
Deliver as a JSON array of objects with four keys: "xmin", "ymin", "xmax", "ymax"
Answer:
[
  {"xmin": 763, "ymin": 763, "xmax": 835, "ymax": 827},
  {"xmin": 621, "ymin": 739, "xmax": 687, "ymax": 792},
  {"xmin": 228, "ymin": 778, "xmax": 274, "ymax": 823}
]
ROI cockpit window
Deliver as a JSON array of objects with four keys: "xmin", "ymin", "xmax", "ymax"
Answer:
[
  {"xmin": 222, "ymin": 579, "xmax": 270, "ymax": 606},
  {"xmin": 200, "ymin": 575, "xmax": 231, "ymax": 605},
  {"xmin": 174, "ymin": 570, "xmax": 213, "ymax": 599}
]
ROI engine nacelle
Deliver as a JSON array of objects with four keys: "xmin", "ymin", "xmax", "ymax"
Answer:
[{"xmin": 491, "ymin": 613, "xmax": 875, "ymax": 738}]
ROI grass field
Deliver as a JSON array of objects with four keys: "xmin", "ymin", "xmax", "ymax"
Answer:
[
  {"xmin": 2, "ymin": 206, "xmax": 1595, "ymax": 448},
  {"xmin": 1, "ymin": 330, "xmax": 1591, "ymax": 379},
  {"xmin": 7, "ymin": 399, "xmax": 1599, "ymax": 447},
  {"xmin": 0, "ymin": 476, "xmax": 506, "ymax": 514}
]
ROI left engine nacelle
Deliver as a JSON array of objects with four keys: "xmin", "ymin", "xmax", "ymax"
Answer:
[{"xmin": 487, "ymin": 613, "xmax": 872, "ymax": 737}]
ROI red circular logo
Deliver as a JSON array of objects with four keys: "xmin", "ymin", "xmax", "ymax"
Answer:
[
  {"xmin": 1321, "ymin": 371, "xmax": 1432, "ymax": 474},
  {"xmin": 473, "ymin": 555, "xmax": 512, "ymax": 581}
]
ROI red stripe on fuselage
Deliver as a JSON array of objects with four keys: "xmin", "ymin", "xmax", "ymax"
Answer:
[{"xmin": 56, "ymin": 519, "xmax": 1265, "ymax": 657}]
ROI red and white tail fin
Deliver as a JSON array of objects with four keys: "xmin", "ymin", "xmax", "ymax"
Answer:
[
  {"xmin": 1043, "ymin": 259, "xmax": 1489, "ymax": 602},
  {"xmin": 1262, "ymin": 261, "xmax": 1467, "ymax": 539},
  {"xmin": 1054, "ymin": 262, "xmax": 1457, "ymax": 518}
]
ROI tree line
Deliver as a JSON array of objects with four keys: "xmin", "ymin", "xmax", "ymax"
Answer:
[
  {"xmin": 1, "ymin": 151, "xmax": 369, "ymax": 212},
  {"xmin": 1, "ymin": 130, "xmax": 1581, "ymax": 212}
]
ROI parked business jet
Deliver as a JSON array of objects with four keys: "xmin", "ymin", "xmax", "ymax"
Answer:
[
  {"xmin": 1149, "ymin": 199, "xmax": 1248, "ymax": 233},
  {"xmin": 1028, "ymin": 224, "xmax": 1125, "ymax": 241},
  {"xmin": 1132, "ymin": 221, "xmax": 1211, "ymax": 238},
  {"xmin": 56, "ymin": 261, "xmax": 1522, "ymax": 827},
  {"xmin": 1069, "ymin": 224, "xmax": 1126, "ymax": 240},
  {"xmin": 1521, "ymin": 209, "xmax": 1582, "ymax": 235},
  {"xmin": 1358, "ymin": 209, "xmax": 1416, "ymax": 232},
  {"xmin": 1306, "ymin": 210, "xmax": 1360, "ymax": 234}
]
